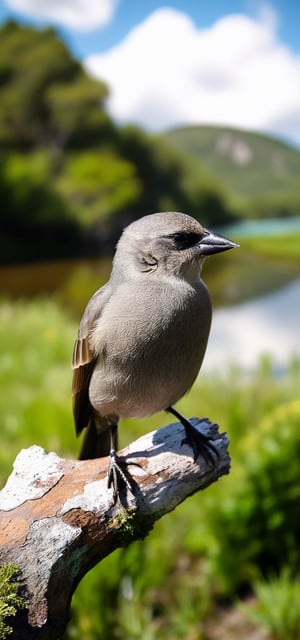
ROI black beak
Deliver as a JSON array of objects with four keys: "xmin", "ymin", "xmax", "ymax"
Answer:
[{"xmin": 200, "ymin": 228, "xmax": 239, "ymax": 256}]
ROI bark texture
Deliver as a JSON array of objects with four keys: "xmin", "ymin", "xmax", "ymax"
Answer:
[{"xmin": 0, "ymin": 417, "xmax": 230, "ymax": 639}]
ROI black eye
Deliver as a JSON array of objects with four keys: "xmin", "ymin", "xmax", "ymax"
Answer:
[{"xmin": 171, "ymin": 231, "xmax": 200, "ymax": 250}]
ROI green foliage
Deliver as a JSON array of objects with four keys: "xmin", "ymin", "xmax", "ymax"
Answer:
[
  {"xmin": 0, "ymin": 564, "xmax": 26, "ymax": 638},
  {"xmin": 0, "ymin": 21, "xmax": 114, "ymax": 262},
  {"xmin": 66, "ymin": 545, "xmax": 211, "ymax": 640},
  {"xmin": 45, "ymin": 72, "xmax": 111, "ymax": 149},
  {"xmin": 56, "ymin": 151, "xmax": 141, "ymax": 224},
  {"xmin": 0, "ymin": 298, "xmax": 76, "ymax": 479},
  {"xmin": 2, "ymin": 150, "xmax": 65, "ymax": 224},
  {"xmin": 247, "ymin": 191, "xmax": 300, "ymax": 220},
  {"xmin": 0, "ymin": 21, "xmax": 108, "ymax": 149},
  {"xmin": 0, "ymin": 151, "xmax": 81, "ymax": 263},
  {"xmin": 241, "ymin": 233, "xmax": 300, "ymax": 260},
  {"xmin": 198, "ymin": 394, "xmax": 300, "ymax": 596},
  {"xmin": 242, "ymin": 568, "xmax": 300, "ymax": 640}
]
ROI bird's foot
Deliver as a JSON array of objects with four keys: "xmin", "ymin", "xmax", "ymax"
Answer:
[
  {"xmin": 107, "ymin": 450, "xmax": 135, "ymax": 504},
  {"xmin": 167, "ymin": 406, "xmax": 219, "ymax": 465},
  {"xmin": 182, "ymin": 420, "xmax": 219, "ymax": 464}
]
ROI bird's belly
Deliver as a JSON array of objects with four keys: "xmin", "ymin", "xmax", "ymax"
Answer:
[
  {"xmin": 89, "ymin": 321, "xmax": 210, "ymax": 419},
  {"xmin": 89, "ymin": 358, "xmax": 194, "ymax": 419}
]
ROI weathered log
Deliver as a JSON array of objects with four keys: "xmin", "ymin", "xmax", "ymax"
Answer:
[{"xmin": 0, "ymin": 417, "xmax": 230, "ymax": 639}]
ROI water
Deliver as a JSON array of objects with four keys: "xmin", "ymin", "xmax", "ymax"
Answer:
[
  {"xmin": 221, "ymin": 215, "xmax": 300, "ymax": 238},
  {"xmin": 204, "ymin": 277, "xmax": 300, "ymax": 371},
  {"xmin": 204, "ymin": 218, "xmax": 300, "ymax": 369}
]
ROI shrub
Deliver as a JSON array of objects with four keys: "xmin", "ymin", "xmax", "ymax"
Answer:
[
  {"xmin": 242, "ymin": 568, "xmax": 300, "ymax": 640},
  {"xmin": 203, "ymin": 398, "xmax": 300, "ymax": 595},
  {"xmin": 0, "ymin": 564, "xmax": 27, "ymax": 638}
]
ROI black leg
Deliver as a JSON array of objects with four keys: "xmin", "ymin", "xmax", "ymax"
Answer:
[
  {"xmin": 166, "ymin": 406, "xmax": 218, "ymax": 465},
  {"xmin": 107, "ymin": 424, "xmax": 134, "ymax": 503}
]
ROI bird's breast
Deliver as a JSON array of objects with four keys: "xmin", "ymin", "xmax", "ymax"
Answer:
[{"xmin": 89, "ymin": 278, "xmax": 212, "ymax": 418}]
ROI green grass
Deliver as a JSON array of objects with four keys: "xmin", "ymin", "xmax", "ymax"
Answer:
[
  {"xmin": 239, "ymin": 233, "xmax": 300, "ymax": 260},
  {"xmin": 0, "ymin": 298, "xmax": 77, "ymax": 480},
  {"xmin": 1, "ymin": 297, "xmax": 300, "ymax": 639},
  {"xmin": 242, "ymin": 568, "xmax": 300, "ymax": 640}
]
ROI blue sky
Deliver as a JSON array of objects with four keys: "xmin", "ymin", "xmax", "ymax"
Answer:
[
  {"xmin": 1, "ymin": 1, "xmax": 299, "ymax": 56},
  {"xmin": 1, "ymin": 0, "xmax": 300, "ymax": 145}
]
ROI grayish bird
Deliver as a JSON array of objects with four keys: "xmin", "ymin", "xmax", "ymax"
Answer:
[{"xmin": 72, "ymin": 211, "xmax": 238, "ymax": 500}]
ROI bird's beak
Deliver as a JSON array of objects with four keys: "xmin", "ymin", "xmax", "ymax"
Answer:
[{"xmin": 199, "ymin": 228, "xmax": 239, "ymax": 256}]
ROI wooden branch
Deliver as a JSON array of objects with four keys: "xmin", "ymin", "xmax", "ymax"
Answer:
[{"xmin": 0, "ymin": 418, "xmax": 230, "ymax": 639}]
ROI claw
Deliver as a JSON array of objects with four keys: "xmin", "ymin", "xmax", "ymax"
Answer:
[
  {"xmin": 181, "ymin": 423, "xmax": 218, "ymax": 464},
  {"xmin": 167, "ymin": 406, "xmax": 219, "ymax": 465},
  {"xmin": 107, "ymin": 450, "xmax": 134, "ymax": 503}
]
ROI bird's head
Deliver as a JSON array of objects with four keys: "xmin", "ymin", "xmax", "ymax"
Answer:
[{"xmin": 112, "ymin": 211, "xmax": 238, "ymax": 284}]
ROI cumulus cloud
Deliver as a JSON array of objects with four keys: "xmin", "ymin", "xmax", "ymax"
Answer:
[
  {"xmin": 6, "ymin": 0, "xmax": 118, "ymax": 31},
  {"xmin": 84, "ymin": 7, "xmax": 300, "ymax": 143}
]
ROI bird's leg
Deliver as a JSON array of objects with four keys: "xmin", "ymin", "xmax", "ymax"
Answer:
[
  {"xmin": 107, "ymin": 424, "xmax": 134, "ymax": 503},
  {"xmin": 167, "ymin": 406, "xmax": 219, "ymax": 465}
]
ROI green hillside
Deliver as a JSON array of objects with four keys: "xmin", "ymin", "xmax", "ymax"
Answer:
[{"xmin": 163, "ymin": 125, "xmax": 300, "ymax": 215}]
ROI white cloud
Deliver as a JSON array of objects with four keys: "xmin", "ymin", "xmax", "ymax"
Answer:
[
  {"xmin": 6, "ymin": 0, "xmax": 118, "ymax": 31},
  {"xmin": 84, "ymin": 7, "xmax": 300, "ymax": 143}
]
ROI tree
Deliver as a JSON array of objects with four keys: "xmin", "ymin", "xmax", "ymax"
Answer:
[
  {"xmin": 0, "ymin": 21, "xmax": 109, "ymax": 153},
  {"xmin": 0, "ymin": 151, "xmax": 81, "ymax": 263}
]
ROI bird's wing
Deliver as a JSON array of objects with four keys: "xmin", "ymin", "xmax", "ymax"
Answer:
[{"xmin": 72, "ymin": 284, "xmax": 109, "ymax": 435}]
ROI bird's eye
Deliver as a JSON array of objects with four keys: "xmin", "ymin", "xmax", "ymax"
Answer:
[{"xmin": 171, "ymin": 231, "xmax": 200, "ymax": 250}]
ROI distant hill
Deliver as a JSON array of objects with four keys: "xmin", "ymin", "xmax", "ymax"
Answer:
[{"xmin": 162, "ymin": 126, "xmax": 300, "ymax": 204}]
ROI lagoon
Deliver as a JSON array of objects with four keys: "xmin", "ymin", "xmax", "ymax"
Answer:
[
  {"xmin": 222, "ymin": 215, "xmax": 300, "ymax": 238},
  {"xmin": 204, "ymin": 277, "xmax": 300, "ymax": 372}
]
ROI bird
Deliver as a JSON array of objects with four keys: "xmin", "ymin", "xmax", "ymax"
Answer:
[{"xmin": 72, "ymin": 211, "xmax": 238, "ymax": 500}]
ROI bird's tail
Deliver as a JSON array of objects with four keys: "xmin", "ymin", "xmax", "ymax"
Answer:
[{"xmin": 78, "ymin": 416, "xmax": 117, "ymax": 460}]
